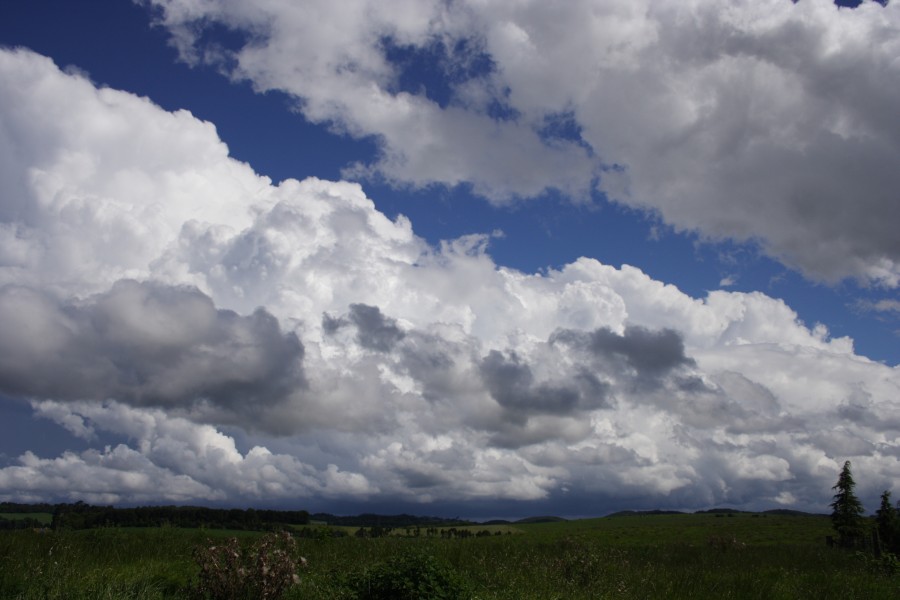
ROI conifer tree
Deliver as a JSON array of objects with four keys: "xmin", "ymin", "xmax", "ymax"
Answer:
[
  {"xmin": 875, "ymin": 490, "xmax": 898, "ymax": 553},
  {"xmin": 830, "ymin": 460, "xmax": 865, "ymax": 548}
]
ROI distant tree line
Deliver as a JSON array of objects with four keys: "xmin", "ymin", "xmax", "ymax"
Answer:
[
  {"xmin": 0, "ymin": 502, "xmax": 57, "ymax": 514},
  {"xmin": 0, "ymin": 516, "xmax": 47, "ymax": 530},
  {"xmin": 2, "ymin": 501, "xmax": 309, "ymax": 531},
  {"xmin": 351, "ymin": 525, "xmax": 507, "ymax": 539},
  {"xmin": 310, "ymin": 512, "xmax": 473, "ymax": 528},
  {"xmin": 2, "ymin": 503, "xmax": 473, "ymax": 532}
]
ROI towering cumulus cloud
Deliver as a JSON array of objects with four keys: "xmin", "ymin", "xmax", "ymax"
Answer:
[
  {"xmin": 0, "ymin": 46, "xmax": 898, "ymax": 513},
  {"xmin": 141, "ymin": 0, "xmax": 900, "ymax": 286}
]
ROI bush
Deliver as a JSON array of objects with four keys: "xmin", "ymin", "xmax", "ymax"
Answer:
[
  {"xmin": 856, "ymin": 551, "xmax": 900, "ymax": 576},
  {"xmin": 348, "ymin": 550, "xmax": 469, "ymax": 600},
  {"xmin": 191, "ymin": 531, "xmax": 304, "ymax": 600}
]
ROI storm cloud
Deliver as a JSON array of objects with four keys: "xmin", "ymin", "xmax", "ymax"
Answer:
[
  {"xmin": 325, "ymin": 303, "xmax": 406, "ymax": 352},
  {"xmin": 552, "ymin": 325, "xmax": 694, "ymax": 386},
  {"xmin": 0, "ymin": 280, "xmax": 305, "ymax": 416}
]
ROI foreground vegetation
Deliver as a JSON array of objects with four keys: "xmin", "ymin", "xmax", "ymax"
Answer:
[{"xmin": 1, "ymin": 512, "xmax": 898, "ymax": 599}]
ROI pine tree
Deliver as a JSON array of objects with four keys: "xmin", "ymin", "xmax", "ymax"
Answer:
[
  {"xmin": 875, "ymin": 490, "xmax": 898, "ymax": 553},
  {"xmin": 830, "ymin": 460, "xmax": 865, "ymax": 548}
]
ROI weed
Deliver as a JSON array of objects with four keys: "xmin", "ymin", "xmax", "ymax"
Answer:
[{"xmin": 191, "ymin": 531, "xmax": 304, "ymax": 600}]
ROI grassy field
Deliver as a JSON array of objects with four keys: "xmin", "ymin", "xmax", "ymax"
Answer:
[
  {"xmin": 0, "ymin": 512, "xmax": 53, "ymax": 525},
  {"xmin": 0, "ymin": 513, "xmax": 897, "ymax": 599}
]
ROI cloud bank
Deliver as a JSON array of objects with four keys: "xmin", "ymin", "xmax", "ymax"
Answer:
[
  {"xmin": 140, "ymin": 0, "xmax": 900, "ymax": 286},
  {"xmin": 1, "ymin": 47, "xmax": 899, "ymax": 514}
]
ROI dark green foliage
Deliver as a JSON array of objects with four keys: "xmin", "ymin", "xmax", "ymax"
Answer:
[
  {"xmin": 312, "ymin": 513, "xmax": 473, "ymax": 528},
  {"xmin": 0, "ymin": 514, "xmax": 48, "ymax": 529},
  {"xmin": 875, "ymin": 490, "xmax": 899, "ymax": 554},
  {"xmin": 605, "ymin": 510, "xmax": 685, "ymax": 517},
  {"xmin": 856, "ymin": 549, "xmax": 900, "ymax": 576},
  {"xmin": 830, "ymin": 460, "xmax": 866, "ymax": 547},
  {"xmin": 0, "ymin": 501, "xmax": 58, "ymax": 514},
  {"xmin": 293, "ymin": 526, "xmax": 348, "ymax": 539},
  {"xmin": 347, "ymin": 550, "xmax": 469, "ymax": 600},
  {"xmin": 354, "ymin": 525, "xmax": 394, "ymax": 538},
  {"xmin": 49, "ymin": 502, "xmax": 309, "ymax": 531}
]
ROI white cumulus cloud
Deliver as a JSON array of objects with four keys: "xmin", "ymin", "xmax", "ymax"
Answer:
[
  {"xmin": 141, "ymin": 0, "xmax": 900, "ymax": 285},
  {"xmin": 1, "ymin": 47, "xmax": 898, "ymax": 513}
]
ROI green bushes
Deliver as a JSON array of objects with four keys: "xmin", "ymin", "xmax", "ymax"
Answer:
[{"xmin": 346, "ymin": 550, "xmax": 469, "ymax": 600}]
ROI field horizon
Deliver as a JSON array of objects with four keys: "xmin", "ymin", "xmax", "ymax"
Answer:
[{"xmin": 5, "ymin": 507, "xmax": 897, "ymax": 599}]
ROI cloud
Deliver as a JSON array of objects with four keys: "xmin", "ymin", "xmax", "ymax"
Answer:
[
  {"xmin": 0, "ymin": 280, "xmax": 306, "ymax": 429},
  {"xmin": 141, "ymin": 0, "xmax": 900, "ymax": 285},
  {"xmin": 1, "ymin": 46, "xmax": 899, "ymax": 512},
  {"xmin": 0, "ymin": 47, "xmax": 267, "ymax": 297},
  {"xmin": 853, "ymin": 298, "xmax": 900, "ymax": 338},
  {"xmin": 479, "ymin": 350, "xmax": 580, "ymax": 416},
  {"xmin": 0, "ymin": 400, "xmax": 374, "ymax": 505},
  {"xmin": 856, "ymin": 298, "xmax": 900, "ymax": 316},
  {"xmin": 552, "ymin": 325, "xmax": 694, "ymax": 381},
  {"xmin": 0, "ymin": 447, "xmax": 219, "ymax": 506},
  {"xmin": 325, "ymin": 303, "xmax": 407, "ymax": 352}
]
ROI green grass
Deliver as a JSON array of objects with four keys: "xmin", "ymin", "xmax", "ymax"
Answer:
[
  {"xmin": 1, "ymin": 515, "xmax": 897, "ymax": 599},
  {"xmin": 0, "ymin": 512, "xmax": 53, "ymax": 525},
  {"xmin": 516, "ymin": 512, "xmax": 834, "ymax": 546}
]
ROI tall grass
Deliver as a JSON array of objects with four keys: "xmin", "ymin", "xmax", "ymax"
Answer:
[
  {"xmin": 0, "ymin": 527, "xmax": 201, "ymax": 599},
  {"xmin": 1, "ymin": 515, "xmax": 898, "ymax": 599}
]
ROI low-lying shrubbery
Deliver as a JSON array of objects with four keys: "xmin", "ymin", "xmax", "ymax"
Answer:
[{"xmin": 344, "ymin": 550, "xmax": 469, "ymax": 600}]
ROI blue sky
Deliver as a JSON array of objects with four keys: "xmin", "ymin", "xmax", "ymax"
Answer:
[{"xmin": 0, "ymin": 0, "xmax": 898, "ymax": 518}]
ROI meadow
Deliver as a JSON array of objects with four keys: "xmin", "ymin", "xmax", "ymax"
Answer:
[
  {"xmin": 0, "ymin": 513, "xmax": 53, "ymax": 525},
  {"xmin": 1, "ymin": 513, "xmax": 897, "ymax": 599}
]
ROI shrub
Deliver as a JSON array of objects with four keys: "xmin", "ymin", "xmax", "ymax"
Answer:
[
  {"xmin": 348, "ymin": 550, "xmax": 469, "ymax": 600},
  {"xmin": 856, "ymin": 550, "xmax": 900, "ymax": 576},
  {"xmin": 191, "ymin": 531, "xmax": 304, "ymax": 600}
]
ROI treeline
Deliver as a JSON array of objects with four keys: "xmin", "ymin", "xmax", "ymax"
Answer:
[
  {"xmin": 0, "ymin": 516, "xmax": 47, "ymax": 530},
  {"xmin": 310, "ymin": 512, "xmax": 473, "ymax": 528},
  {"xmin": 0, "ymin": 502, "xmax": 57, "ymax": 514},
  {"xmin": 2, "ymin": 503, "xmax": 473, "ymax": 532},
  {"xmin": 0, "ymin": 502, "xmax": 54, "ymax": 530},
  {"xmin": 1, "ymin": 502, "xmax": 309, "ymax": 531},
  {"xmin": 352, "ymin": 525, "xmax": 507, "ymax": 538}
]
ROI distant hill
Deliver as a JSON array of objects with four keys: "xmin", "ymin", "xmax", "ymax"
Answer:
[
  {"xmin": 513, "ymin": 516, "xmax": 568, "ymax": 524},
  {"xmin": 761, "ymin": 509, "xmax": 827, "ymax": 517},
  {"xmin": 605, "ymin": 508, "xmax": 828, "ymax": 518},
  {"xmin": 696, "ymin": 508, "xmax": 826, "ymax": 517}
]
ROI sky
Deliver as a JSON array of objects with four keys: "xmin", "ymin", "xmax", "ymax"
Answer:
[{"xmin": 0, "ymin": 0, "xmax": 898, "ymax": 519}]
